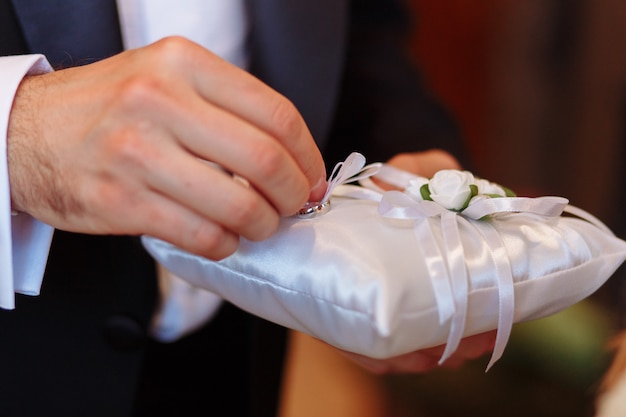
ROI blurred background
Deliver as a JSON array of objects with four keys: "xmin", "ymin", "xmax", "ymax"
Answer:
[{"xmin": 280, "ymin": 1, "xmax": 626, "ymax": 416}]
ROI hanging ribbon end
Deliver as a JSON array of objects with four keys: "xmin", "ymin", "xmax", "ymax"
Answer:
[{"xmin": 484, "ymin": 351, "xmax": 502, "ymax": 372}]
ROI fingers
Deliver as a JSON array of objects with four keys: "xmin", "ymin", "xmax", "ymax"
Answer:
[
  {"xmin": 158, "ymin": 37, "xmax": 327, "ymax": 203},
  {"xmin": 343, "ymin": 351, "xmax": 440, "ymax": 375},
  {"xmin": 452, "ymin": 330, "xmax": 497, "ymax": 360},
  {"xmin": 124, "ymin": 191, "xmax": 241, "ymax": 260},
  {"xmin": 341, "ymin": 331, "xmax": 497, "ymax": 375},
  {"xmin": 60, "ymin": 143, "xmax": 276, "ymax": 259},
  {"xmin": 68, "ymin": 119, "xmax": 283, "ymax": 250},
  {"xmin": 145, "ymin": 145, "xmax": 281, "ymax": 242},
  {"xmin": 90, "ymin": 181, "xmax": 241, "ymax": 260},
  {"xmin": 387, "ymin": 149, "xmax": 462, "ymax": 178},
  {"xmin": 373, "ymin": 149, "xmax": 462, "ymax": 191},
  {"xmin": 145, "ymin": 87, "xmax": 316, "ymax": 216},
  {"xmin": 120, "ymin": 37, "xmax": 326, "ymax": 213}
]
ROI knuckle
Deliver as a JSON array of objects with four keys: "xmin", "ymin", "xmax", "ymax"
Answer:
[
  {"xmin": 105, "ymin": 128, "xmax": 152, "ymax": 170},
  {"xmin": 150, "ymin": 36, "xmax": 194, "ymax": 63},
  {"xmin": 387, "ymin": 152, "xmax": 411, "ymax": 165},
  {"xmin": 426, "ymin": 149, "xmax": 462, "ymax": 170},
  {"xmin": 250, "ymin": 143, "xmax": 286, "ymax": 181},
  {"xmin": 227, "ymin": 194, "xmax": 264, "ymax": 227},
  {"xmin": 249, "ymin": 213, "xmax": 280, "ymax": 241},
  {"xmin": 247, "ymin": 146, "xmax": 308, "ymax": 214},
  {"xmin": 116, "ymin": 74, "xmax": 166, "ymax": 109},
  {"xmin": 387, "ymin": 153, "xmax": 417, "ymax": 172},
  {"xmin": 268, "ymin": 96, "xmax": 304, "ymax": 139},
  {"xmin": 189, "ymin": 224, "xmax": 238, "ymax": 260},
  {"xmin": 223, "ymin": 193, "xmax": 280, "ymax": 241}
]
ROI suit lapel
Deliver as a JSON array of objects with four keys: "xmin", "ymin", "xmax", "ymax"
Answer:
[
  {"xmin": 9, "ymin": 0, "xmax": 123, "ymax": 67},
  {"xmin": 246, "ymin": 0, "xmax": 349, "ymax": 147}
]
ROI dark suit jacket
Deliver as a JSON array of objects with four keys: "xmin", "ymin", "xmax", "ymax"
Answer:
[{"xmin": 0, "ymin": 1, "xmax": 464, "ymax": 416}]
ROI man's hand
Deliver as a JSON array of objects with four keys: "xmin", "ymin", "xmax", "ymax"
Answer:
[
  {"xmin": 7, "ymin": 36, "xmax": 326, "ymax": 260},
  {"xmin": 386, "ymin": 148, "xmax": 462, "ymax": 177},
  {"xmin": 342, "ymin": 331, "xmax": 497, "ymax": 374}
]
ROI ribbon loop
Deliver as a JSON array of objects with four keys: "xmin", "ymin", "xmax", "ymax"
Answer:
[
  {"xmin": 461, "ymin": 196, "xmax": 569, "ymax": 220},
  {"xmin": 322, "ymin": 152, "xmax": 381, "ymax": 203}
]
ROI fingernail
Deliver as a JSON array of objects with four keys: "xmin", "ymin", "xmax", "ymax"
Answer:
[{"xmin": 309, "ymin": 176, "xmax": 327, "ymax": 202}]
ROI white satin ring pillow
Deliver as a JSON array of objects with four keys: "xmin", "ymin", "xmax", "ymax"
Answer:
[{"xmin": 142, "ymin": 153, "xmax": 626, "ymax": 369}]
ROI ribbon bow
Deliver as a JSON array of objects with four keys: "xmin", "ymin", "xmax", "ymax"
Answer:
[
  {"xmin": 321, "ymin": 153, "xmax": 606, "ymax": 370},
  {"xmin": 377, "ymin": 190, "xmax": 569, "ymax": 369},
  {"xmin": 325, "ymin": 153, "xmax": 586, "ymax": 370}
]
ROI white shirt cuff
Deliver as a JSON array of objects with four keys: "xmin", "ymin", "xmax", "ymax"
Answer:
[{"xmin": 0, "ymin": 55, "xmax": 55, "ymax": 309}]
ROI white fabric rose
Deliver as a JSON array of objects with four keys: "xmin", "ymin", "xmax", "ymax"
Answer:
[
  {"xmin": 475, "ymin": 178, "xmax": 506, "ymax": 197},
  {"xmin": 405, "ymin": 177, "xmax": 429, "ymax": 201},
  {"xmin": 428, "ymin": 170, "xmax": 475, "ymax": 210}
]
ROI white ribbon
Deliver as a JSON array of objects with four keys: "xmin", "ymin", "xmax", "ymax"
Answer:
[
  {"xmin": 323, "ymin": 153, "xmax": 576, "ymax": 369},
  {"xmin": 377, "ymin": 190, "xmax": 569, "ymax": 369},
  {"xmin": 321, "ymin": 152, "xmax": 382, "ymax": 203}
]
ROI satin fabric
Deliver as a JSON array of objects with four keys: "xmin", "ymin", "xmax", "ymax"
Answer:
[{"xmin": 143, "ymin": 162, "xmax": 626, "ymax": 367}]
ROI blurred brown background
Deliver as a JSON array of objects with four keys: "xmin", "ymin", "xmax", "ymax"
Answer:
[
  {"xmin": 280, "ymin": 1, "xmax": 626, "ymax": 416},
  {"xmin": 411, "ymin": 0, "xmax": 626, "ymax": 223}
]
